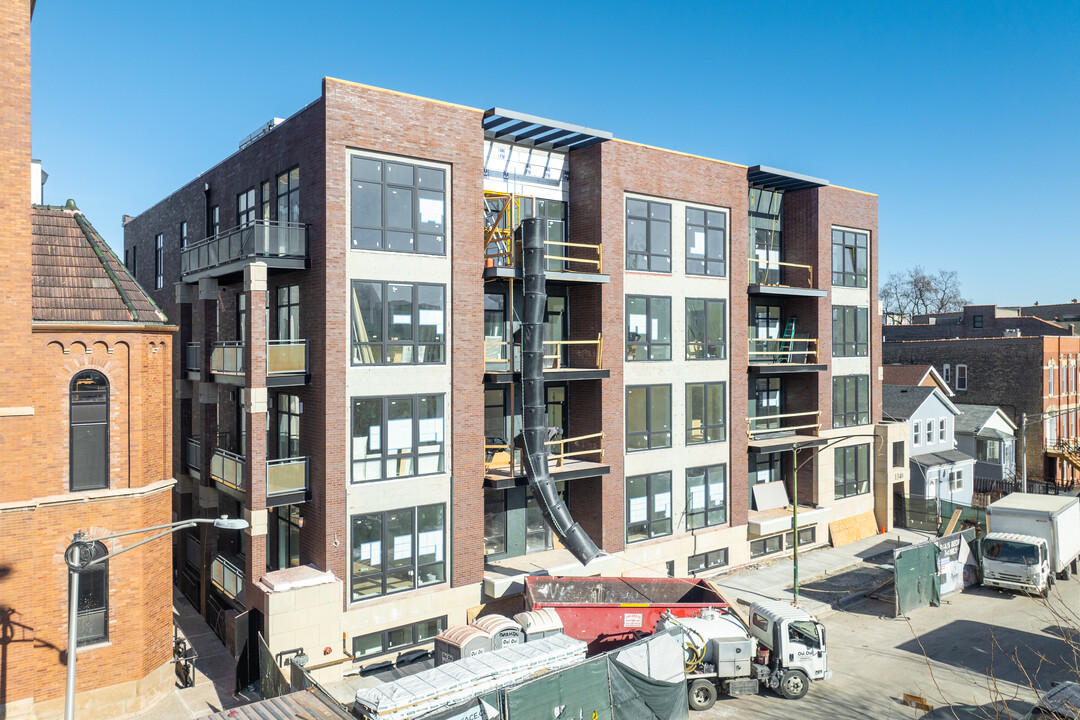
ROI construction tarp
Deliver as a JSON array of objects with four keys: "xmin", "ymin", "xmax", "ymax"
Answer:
[{"xmin": 503, "ymin": 656, "xmax": 613, "ymax": 720}]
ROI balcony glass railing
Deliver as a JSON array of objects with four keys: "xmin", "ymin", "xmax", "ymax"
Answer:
[
  {"xmin": 267, "ymin": 339, "xmax": 308, "ymax": 375},
  {"xmin": 180, "ymin": 220, "xmax": 307, "ymax": 276},
  {"xmin": 210, "ymin": 555, "xmax": 244, "ymax": 600},
  {"xmin": 267, "ymin": 457, "xmax": 309, "ymax": 498},
  {"xmin": 185, "ymin": 342, "xmax": 201, "ymax": 372},
  {"xmin": 746, "ymin": 411, "xmax": 821, "ymax": 440},
  {"xmin": 748, "ymin": 338, "xmax": 819, "ymax": 364},
  {"xmin": 185, "ymin": 437, "xmax": 201, "ymax": 476},
  {"xmin": 211, "ymin": 341, "xmax": 245, "ymax": 375},
  {"xmin": 211, "ymin": 448, "xmax": 245, "ymax": 490}
]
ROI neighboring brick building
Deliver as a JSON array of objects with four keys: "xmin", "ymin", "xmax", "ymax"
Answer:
[
  {"xmin": 883, "ymin": 334, "xmax": 1080, "ymax": 487},
  {"xmin": 124, "ymin": 78, "xmax": 883, "ymax": 680},
  {"xmin": 0, "ymin": 4, "xmax": 177, "ymax": 718}
]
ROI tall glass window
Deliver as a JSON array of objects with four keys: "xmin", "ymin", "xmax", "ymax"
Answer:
[
  {"xmin": 351, "ymin": 281, "xmax": 445, "ymax": 364},
  {"xmin": 831, "ymin": 228, "xmax": 869, "ymax": 288},
  {"xmin": 277, "ymin": 167, "xmax": 300, "ymax": 223},
  {"xmin": 625, "ymin": 198, "xmax": 671, "ymax": 272},
  {"xmin": 686, "ymin": 382, "xmax": 726, "ymax": 444},
  {"xmin": 685, "ymin": 207, "xmax": 727, "ymax": 277},
  {"xmin": 686, "ymin": 298, "xmax": 726, "ymax": 360},
  {"xmin": 835, "ymin": 444, "xmax": 871, "ymax": 498},
  {"xmin": 686, "ymin": 464, "xmax": 727, "ymax": 529},
  {"xmin": 70, "ymin": 370, "xmax": 109, "ymax": 491},
  {"xmin": 350, "ymin": 504, "xmax": 445, "ymax": 601},
  {"xmin": 351, "ymin": 156, "xmax": 446, "ymax": 255},
  {"xmin": 626, "ymin": 472, "xmax": 672, "ymax": 542},
  {"xmin": 832, "ymin": 306, "xmax": 869, "ymax": 357},
  {"xmin": 626, "ymin": 296, "xmax": 671, "ymax": 361},
  {"xmin": 351, "ymin": 395, "xmax": 445, "ymax": 482},
  {"xmin": 626, "ymin": 385, "xmax": 672, "ymax": 451}
]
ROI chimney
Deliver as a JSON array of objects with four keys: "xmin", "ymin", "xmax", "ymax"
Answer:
[{"xmin": 30, "ymin": 159, "xmax": 47, "ymax": 204}]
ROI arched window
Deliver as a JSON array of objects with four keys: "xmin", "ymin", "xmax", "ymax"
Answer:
[
  {"xmin": 70, "ymin": 369, "xmax": 109, "ymax": 491},
  {"xmin": 75, "ymin": 541, "xmax": 109, "ymax": 646}
]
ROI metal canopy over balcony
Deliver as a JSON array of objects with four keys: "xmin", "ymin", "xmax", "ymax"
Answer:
[
  {"xmin": 181, "ymin": 220, "xmax": 307, "ymax": 282},
  {"xmin": 747, "ymin": 165, "xmax": 829, "ymax": 192},
  {"xmin": 483, "ymin": 108, "xmax": 612, "ymax": 152}
]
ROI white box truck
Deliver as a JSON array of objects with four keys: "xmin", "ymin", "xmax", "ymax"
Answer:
[{"xmin": 981, "ymin": 493, "xmax": 1080, "ymax": 598}]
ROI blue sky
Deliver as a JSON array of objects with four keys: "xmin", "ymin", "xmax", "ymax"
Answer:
[{"xmin": 30, "ymin": 1, "xmax": 1080, "ymax": 306}]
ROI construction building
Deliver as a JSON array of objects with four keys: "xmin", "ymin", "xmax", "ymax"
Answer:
[
  {"xmin": 123, "ymin": 78, "xmax": 883, "ymax": 681},
  {"xmin": 0, "ymin": 2, "xmax": 178, "ymax": 717}
]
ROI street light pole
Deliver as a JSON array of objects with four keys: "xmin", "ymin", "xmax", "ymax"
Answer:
[
  {"xmin": 1021, "ymin": 412, "xmax": 1028, "ymax": 493},
  {"xmin": 63, "ymin": 516, "xmax": 248, "ymax": 720}
]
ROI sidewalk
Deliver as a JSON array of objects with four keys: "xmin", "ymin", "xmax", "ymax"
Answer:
[
  {"xmin": 706, "ymin": 527, "xmax": 935, "ymax": 618},
  {"xmin": 134, "ymin": 590, "xmax": 259, "ymax": 720}
]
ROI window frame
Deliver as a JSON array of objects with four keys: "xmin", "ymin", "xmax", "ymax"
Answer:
[
  {"xmin": 74, "ymin": 541, "xmax": 109, "ymax": 647},
  {"xmin": 939, "ymin": 416, "xmax": 947, "ymax": 442},
  {"xmin": 625, "ymin": 197, "xmax": 672, "ymax": 273},
  {"xmin": 977, "ymin": 438, "xmax": 1001, "ymax": 464},
  {"xmin": 684, "ymin": 206, "xmax": 727, "ymax": 277},
  {"xmin": 686, "ymin": 382, "xmax": 726, "ymax": 445},
  {"xmin": 831, "ymin": 305, "xmax": 869, "ymax": 357},
  {"xmin": 685, "ymin": 298, "xmax": 727, "ymax": 360},
  {"xmin": 943, "ymin": 364, "xmax": 951, "ymax": 384},
  {"xmin": 154, "ymin": 233, "xmax": 163, "ymax": 290},
  {"xmin": 625, "ymin": 295, "xmax": 671, "ymax": 361},
  {"xmin": 626, "ymin": 471, "xmax": 673, "ymax": 543},
  {"xmin": 277, "ymin": 166, "xmax": 300, "ymax": 224},
  {"xmin": 956, "ymin": 364, "xmax": 968, "ymax": 391},
  {"xmin": 352, "ymin": 616, "xmax": 448, "ymax": 661},
  {"xmin": 750, "ymin": 534, "xmax": 783, "ymax": 559},
  {"xmin": 688, "ymin": 548, "xmax": 729, "ymax": 574},
  {"xmin": 70, "ymin": 369, "xmax": 109, "ymax": 491},
  {"xmin": 948, "ymin": 468, "xmax": 964, "ymax": 492},
  {"xmin": 685, "ymin": 464, "xmax": 727, "ymax": 529},
  {"xmin": 913, "ymin": 420, "xmax": 921, "ymax": 446},
  {"xmin": 350, "ymin": 280, "xmax": 446, "ymax": 366},
  {"xmin": 349, "ymin": 155, "xmax": 447, "ymax": 256},
  {"xmin": 831, "ymin": 227, "xmax": 869, "ymax": 288},
  {"xmin": 350, "ymin": 394, "xmax": 445, "ymax": 483},
  {"xmin": 349, "ymin": 504, "xmax": 446, "ymax": 602},
  {"xmin": 238, "ymin": 187, "xmax": 257, "ymax": 226},
  {"xmin": 832, "ymin": 375, "xmax": 870, "ymax": 428},
  {"xmin": 626, "ymin": 384, "xmax": 672, "ymax": 452},
  {"xmin": 834, "ymin": 443, "xmax": 871, "ymax": 499},
  {"xmin": 893, "ymin": 440, "xmax": 905, "ymax": 468}
]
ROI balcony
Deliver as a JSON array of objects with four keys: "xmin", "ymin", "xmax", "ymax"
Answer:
[
  {"xmin": 746, "ymin": 411, "xmax": 824, "ymax": 452},
  {"xmin": 211, "ymin": 448, "xmax": 245, "ymax": 495},
  {"xmin": 267, "ymin": 339, "xmax": 309, "ymax": 387},
  {"xmin": 266, "ymin": 456, "xmax": 310, "ymax": 507},
  {"xmin": 747, "ymin": 258, "xmax": 827, "ymax": 298},
  {"xmin": 483, "ymin": 335, "xmax": 608, "ymax": 383},
  {"xmin": 748, "ymin": 338, "xmax": 826, "ymax": 374},
  {"xmin": 484, "ymin": 431, "xmax": 609, "ymax": 489},
  {"xmin": 185, "ymin": 437, "xmax": 201, "ymax": 479},
  {"xmin": 211, "ymin": 341, "xmax": 244, "ymax": 377},
  {"xmin": 185, "ymin": 342, "xmax": 201, "ymax": 378},
  {"xmin": 180, "ymin": 220, "xmax": 307, "ymax": 282},
  {"xmin": 210, "ymin": 554, "xmax": 245, "ymax": 603}
]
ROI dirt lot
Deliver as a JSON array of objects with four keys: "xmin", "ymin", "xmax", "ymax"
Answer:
[{"xmin": 701, "ymin": 573, "xmax": 1080, "ymax": 719}]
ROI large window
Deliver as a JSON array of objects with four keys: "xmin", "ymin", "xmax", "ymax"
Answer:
[
  {"xmin": 351, "ymin": 395, "xmax": 444, "ymax": 482},
  {"xmin": 351, "ymin": 156, "xmax": 446, "ymax": 255},
  {"xmin": 74, "ymin": 541, "xmax": 108, "ymax": 646},
  {"xmin": 350, "ymin": 504, "xmax": 445, "ymax": 601},
  {"xmin": 351, "ymin": 281, "xmax": 445, "ymax": 364},
  {"xmin": 832, "ymin": 306, "xmax": 869, "ymax": 357},
  {"xmin": 626, "ymin": 385, "xmax": 671, "ymax": 451},
  {"xmin": 625, "ymin": 198, "xmax": 671, "ymax": 272},
  {"xmin": 977, "ymin": 438, "xmax": 1001, "ymax": 463},
  {"xmin": 834, "ymin": 444, "xmax": 870, "ymax": 498},
  {"xmin": 831, "ymin": 228, "xmax": 869, "ymax": 288},
  {"xmin": 238, "ymin": 187, "xmax": 256, "ymax": 226},
  {"xmin": 686, "ymin": 382, "xmax": 726, "ymax": 444},
  {"xmin": 277, "ymin": 167, "xmax": 300, "ymax": 223},
  {"xmin": 626, "ymin": 296, "xmax": 671, "ymax": 361},
  {"xmin": 352, "ymin": 616, "xmax": 447, "ymax": 660},
  {"xmin": 686, "ymin": 298, "xmax": 726, "ymax": 360},
  {"xmin": 689, "ymin": 548, "xmax": 728, "ymax": 574},
  {"xmin": 154, "ymin": 233, "xmax": 163, "ymax": 290},
  {"xmin": 832, "ymin": 375, "xmax": 870, "ymax": 428},
  {"xmin": 685, "ymin": 207, "xmax": 726, "ymax": 277},
  {"xmin": 70, "ymin": 370, "xmax": 109, "ymax": 491},
  {"xmin": 276, "ymin": 285, "xmax": 300, "ymax": 340},
  {"xmin": 626, "ymin": 472, "xmax": 672, "ymax": 542},
  {"xmin": 276, "ymin": 394, "xmax": 300, "ymax": 458},
  {"xmin": 686, "ymin": 464, "xmax": 727, "ymax": 529}
]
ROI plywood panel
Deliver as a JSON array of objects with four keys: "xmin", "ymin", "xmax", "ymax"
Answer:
[{"xmin": 829, "ymin": 511, "xmax": 878, "ymax": 547}]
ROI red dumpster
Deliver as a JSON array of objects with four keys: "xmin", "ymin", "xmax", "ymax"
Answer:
[{"xmin": 524, "ymin": 576, "xmax": 734, "ymax": 655}]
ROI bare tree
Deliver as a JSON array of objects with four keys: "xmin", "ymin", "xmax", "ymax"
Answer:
[{"xmin": 880, "ymin": 266, "xmax": 971, "ymax": 322}]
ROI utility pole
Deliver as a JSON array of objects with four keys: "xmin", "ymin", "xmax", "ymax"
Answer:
[{"xmin": 1021, "ymin": 412, "xmax": 1028, "ymax": 493}]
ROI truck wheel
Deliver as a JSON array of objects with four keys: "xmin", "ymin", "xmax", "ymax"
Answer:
[
  {"xmin": 780, "ymin": 670, "xmax": 809, "ymax": 700},
  {"xmin": 1042, "ymin": 583, "xmax": 1052, "ymax": 599},
  {"xmin": 1057, "ymin": 569, "xmax": 1069, "ymax": 581},
  {"xmin": 688, "ymin": 679, "xmax": 717, "ymax": 711}
]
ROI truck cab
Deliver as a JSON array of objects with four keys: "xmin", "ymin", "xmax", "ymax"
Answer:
[
  {"xmin": 748, "ymin": 601, "xmax": 831, "ymax": 687},
  {"xmin": 982, "ymin": 532, "xmax": 1051, "ymax": 597}
]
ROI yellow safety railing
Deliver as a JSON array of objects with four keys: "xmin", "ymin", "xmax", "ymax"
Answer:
[
  {"xmin": 746, "ymin": 411, "xmax": 821, "ymax": 439},
  {"xmin": 484, "ymin": 432, "xmax": 606, "ymax": 475},
  {"xmin": 748, "ymin": 257, "xmax": 814, "ymax": 288},
  {"xmin": 484, "ymin": 340, "xmax": 511, "ymax": 366},
  {"xmin": 545, "ymin": 240, "xmax": 603, "ymax": 274},
  {"xmin": 543, "ymin": 334, "xmax": 603, "ymax": 370},
  {"xmin": 483, "ymin": 191, "xmax": 603, "ymax": 275},
  {"xmin": 546, "ymin": 431, "xmax": 605, "ymax": 467},
  {"xmin": 748, "ymin": 337, "xmax": 819, "ymax": 364}
]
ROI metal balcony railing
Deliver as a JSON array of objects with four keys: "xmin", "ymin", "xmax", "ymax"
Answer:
[
  {"xmin": 211, "ymin": 448, "xmax": 245, "ymax": 490},
  {"xmin": 185, "ymin": 342, "xmax": 201, "ymax": 372},
  {"xmin": 180, "ymin": 220, "xmax": 307, "ymax": 277},
  {"xmin": 185, "ymin": 437, "xmax": 201, "ymax": 477},
  {"xmin": 748, "ymin": 337, "xmax": 819, "ymax": 364},
  {"xmin": 211, "ymin": 341, "xmax": 245, "ymax": 375},
  {"xmin": 210, "ymin": 554, "xmax": 244, "ymax": 600},
  {"xmin": 746, "ymin": 410, "xmax": 821, "ymax": 440},
  {"xmin": 267, "ymin": 456, "xmax": 309, "ymax": 498},
  {"xmin": 267, "ymin": 339, "xmax": 308, "ymax": 375}
]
